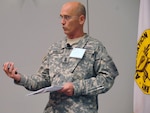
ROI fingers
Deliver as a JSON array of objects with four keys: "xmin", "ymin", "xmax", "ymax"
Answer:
[
  {"xmin": 58, "ymin": 82, "xmax": 74, "ymax": 96},
  {"xmin": 3, "ymin": 62, "xmax": 13, "ymax": 72},
  {"xmin": 3, "ymin": 62, "xmax": 17, "ymax": 78}
]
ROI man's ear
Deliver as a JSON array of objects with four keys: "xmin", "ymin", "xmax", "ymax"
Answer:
[{"xmin": 79, "ymin": 15, "xmax": 85, "ymax": 25}]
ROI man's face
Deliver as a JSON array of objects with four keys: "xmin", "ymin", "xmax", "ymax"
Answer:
[{"xmin": 60, "ymin": 4, "xmax": 81, "ymax": 37}]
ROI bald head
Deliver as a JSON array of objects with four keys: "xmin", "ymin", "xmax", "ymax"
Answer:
[
  {"xmin": 62, "ymin": 2, "xmax": 86, "ymax": 18},
  {"xmin": 60, "ymin": 2, "xmax": 86, "ymax": 38}
]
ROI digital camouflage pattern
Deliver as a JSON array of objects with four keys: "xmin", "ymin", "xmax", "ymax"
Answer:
[{"xmin": 16, "ymin": 34, "xmax": 119, "ymax": 113}]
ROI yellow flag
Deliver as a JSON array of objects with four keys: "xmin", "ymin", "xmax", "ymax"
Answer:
[{"xmin": 134, "ymin": 0, "xmax": 150, "ymax": 113}]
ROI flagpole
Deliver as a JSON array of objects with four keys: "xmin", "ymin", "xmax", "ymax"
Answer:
[{"xmin": 86, "ymin": 0, "xmax": 90, "ymax": 35}]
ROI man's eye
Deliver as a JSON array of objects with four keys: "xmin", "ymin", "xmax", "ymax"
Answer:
[
  {"xmin": 65, "ymin": 16, "xmax": 71, "ymax": 20},
  {"xmin": 60, "ymin": 15, "xmax": 71, "ymax": 21}
]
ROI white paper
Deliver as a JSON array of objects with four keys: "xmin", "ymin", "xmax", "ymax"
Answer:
[
  {"xmin": 26, "ymin": 85, "xmax": 63, "ymax": 96},
  {"xmin": 69, "ymin": 48, "xmax": 86, "ymax": 59}
]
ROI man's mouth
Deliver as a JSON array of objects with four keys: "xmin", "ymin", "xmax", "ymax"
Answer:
[{"xmin": 63, "ymin": 27, "xmax": 67, "ymax": 31}]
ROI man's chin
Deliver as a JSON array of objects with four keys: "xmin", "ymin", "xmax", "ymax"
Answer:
[{"xmin": 63, "ymin": 31, "xmax": 69, "ymax": 35}]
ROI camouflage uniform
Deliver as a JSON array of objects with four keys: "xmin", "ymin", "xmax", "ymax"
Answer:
[{"xmin": 16, "ymin": 34, "xmax": 119, "ymax": 113}]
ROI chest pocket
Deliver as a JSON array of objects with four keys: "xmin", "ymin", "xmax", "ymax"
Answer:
[
  {"xmin": 49, "ymin": 47, "xmax": 96, "ymax": 80},
  {"xmin": 69, "ymin": 49, "xmax": 95, "ymax": 80},
  {"xmin": 48, "ymin": 49, "xmax": 64, "ymax": 76}
]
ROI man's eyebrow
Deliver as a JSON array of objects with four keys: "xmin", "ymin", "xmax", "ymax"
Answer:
[{"xmin": 60, "ymin": 14, "xmax": 70, "ymax": 16}]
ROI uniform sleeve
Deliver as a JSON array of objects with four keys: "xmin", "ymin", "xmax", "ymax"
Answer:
[
  {"xmin": 73, "ymin": 44, "xmax": 119, "ymax": 96},
  {"xmin": 14, "ymin": 53, "xmax": 51, "ymax": 91}
]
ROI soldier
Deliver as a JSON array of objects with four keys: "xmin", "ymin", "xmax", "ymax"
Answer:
[{"xmin": 3, "ymin": 1, "xmax": 119, "ymax": 113}]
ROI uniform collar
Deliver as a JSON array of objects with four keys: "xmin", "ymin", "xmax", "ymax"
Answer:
[{"xmin": 61, "ymin": 33, "xmax": 89, "ymax": 49}]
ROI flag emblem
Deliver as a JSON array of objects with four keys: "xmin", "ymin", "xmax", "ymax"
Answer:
[{"xmin": 135, "ymin": 29, "xmax": 150, "ymax": 94}]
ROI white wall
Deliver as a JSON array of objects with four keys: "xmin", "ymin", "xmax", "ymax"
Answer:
[
  {"xmin": 88, "ymin": 0, "xmax": 139, "ymax": 113},
  {"xmin": 0, "ymin": 0, "xmax": 139, "ymax": 113}
]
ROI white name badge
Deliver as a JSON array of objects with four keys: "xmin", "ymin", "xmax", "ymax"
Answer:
[{"xmin": 69, "ymin": 48, "xmax": 86, "ymax": 59}]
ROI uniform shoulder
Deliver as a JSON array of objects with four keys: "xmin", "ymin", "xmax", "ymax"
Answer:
[
  {"xmin": 86, "ymin": 37, "xmax": 104, "ymax": 48},
  {"xmin": 48, "ymin": 40, "xmax": 65, "ymax": 50}
]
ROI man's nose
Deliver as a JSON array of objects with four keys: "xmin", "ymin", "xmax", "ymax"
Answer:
[{"xmin": 61, "ymin": 18, "xmax": 66, "ymax": 25}]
